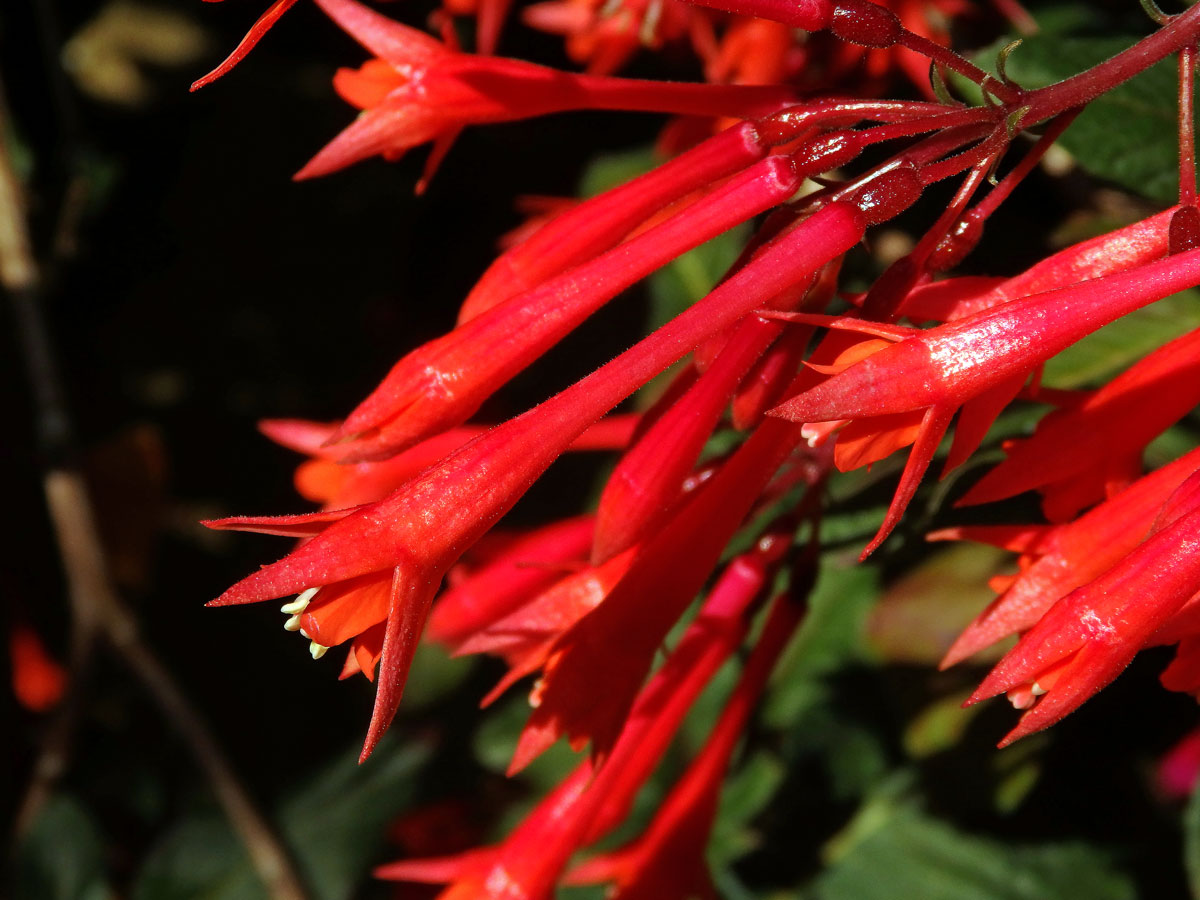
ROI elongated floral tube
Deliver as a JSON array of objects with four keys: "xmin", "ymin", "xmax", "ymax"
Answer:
[
  {"xmin": 591, "ymin": 288, "xmax": 801, "ymax": 564},
  {"xmin": 336, "ymin": 156, "xmax": 801, "ymax": 459},
  {"xmin": 297, "ymin": 0, "xmax": 796, "ymax": 178},
  {"xmin": 375, "ymin": 567, "xmax": 760, "ymax": 897},
  {"xmin": 261, "ymin": 416, "xmax": 635, "ymax": 509},
  {"xmin": 210, "ymin": 200, "xmax": 865, "ymax": 758},
  {"xmin": 969, "ymin": 500, "xmax": 1200, "ymax": 747},
  {"xmin": 566, "ymin": 590, "xmax": 807, "ymax": 897},
  {"xmin": 773, "ymin": 247, "xmax": 1200, "ymax": 424},
  {"xmin": 458, "ymin": 122, "xmax": 769, "ymax": 322},
  {"xmin": 514, "ymin": 415, "xmax": 804, "ymax": 768}
]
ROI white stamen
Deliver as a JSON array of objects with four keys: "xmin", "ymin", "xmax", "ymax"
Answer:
[
  {"xmin": 1030, "ymin": 682, "xmax": 1047, "ymax": 696},
  {"xmin": 283, "ymin": 615, "xmax": 302, "ymax": 632},
  {"xmin": 299, "ymin": 627, "xmax": 311, "ymax": 640},
  {"xmin": 309, "ymin": 641, "xmax": 329, "ymax": 660},
  {"xmin": 281, "ymin": 588, "xmax": 318, "ymax": 615}
]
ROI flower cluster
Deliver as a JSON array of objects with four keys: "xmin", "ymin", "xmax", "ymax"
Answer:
[{"xmin": 197, "ymin": 0, "xmax": 1200, "ymax": 893}]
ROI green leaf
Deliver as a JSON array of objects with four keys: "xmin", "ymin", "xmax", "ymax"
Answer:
[
  {"xmin": 969, "ymin": 29, "xmax": 1180, "ymax": 203},
  {"xmin": 647, "ymin": 224, "xmax": 752, "ymax": 331},
  {"xmin": 578, "ymin": 146, "xmax": 660, "ymax": 198},
  {"xmin": 711, "ymin": 751, "xmax": 787, "ymax": 865},
  {"xmin": 867, "ymin": 544, "xmax": 1013, "ymax": 666},
  {"xmin": 133, "ymin": 738, "xmax": 430, "ymax": 900},
  {"xmin": 815, "ymin": 802, "xmax": 1134, "ymax": 900},
  {"xmin": 14, "ymin": 795, "xmax": 111, "ymax": 900},
  {"xmin": 1184, "ymin": 773, "xmax": 1200, "ymax": 897}
]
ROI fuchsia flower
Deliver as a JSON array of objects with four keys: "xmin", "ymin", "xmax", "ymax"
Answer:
[
  {"xmin": 935, "ymin": 445, "xmax": 1200, "ymax": 669},
  {"xmin": 208, "ymin": 200, "xmax": 865, "ymax": 759},
  {"xmin": 966, "ymin": 470, "xmax": 1200, "ymax": 746},
  {"xmin": 769, "ymin": 245, "xmax": 1200, "ymax": 555},
  {"xmin": 294, "ymin": 0, "xmax": 795, "ymax": 183},
  {"xmin": 375, "ymin": 557, "xmax": 778, "ymax": 898},
  {"xmin": 565, "ymin": 589, "xmax": 807, "ymax": 900}
]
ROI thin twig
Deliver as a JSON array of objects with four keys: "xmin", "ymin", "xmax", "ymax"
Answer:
[{"xmin": 0, "ymin": 79, "xmax": 309, "ymax": 900}]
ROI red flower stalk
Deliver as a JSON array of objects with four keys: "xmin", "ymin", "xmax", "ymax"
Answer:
[
  {"xmin": 376, "ymin": 565, "xmax": 765, "ymax": 898},
  {"xmin": 968, "ymin": 484, "xmax": 1200, "ymax": 746},
  {"xmin": 935, "ymin": 445, "xmax": 1200, "ymax": 668},
  {"xmin": 333, "ymin": 156, "xmax": 801, "ymax": 461},
  {"xmin": 960, "ymin": 325, "xmax": 1200, "ymax": 520},
  {"xmin": 295, "ymin": 0, "xmax": 795, "ymax": 181},
  {"xmin": 190, "ymin": 0, "xmax": 299, "ymax": 91},
  {"xmin": 894, "ymin": 209, "xmax": 1174, "ymax": 324},
  {"xmin": 566, "ymin": 588, "xmax": 808, "ymax": 899},
  {"xmin": 769, "ymin": 247, "xmax": 1200, "ymax": 554},
  {"xmin": 208, "ymin": 201, "xmax": 864, "ymax": 759}
]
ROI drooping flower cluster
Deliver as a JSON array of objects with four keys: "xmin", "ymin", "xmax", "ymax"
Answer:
[{"xmin": 196, "ymin": 0, "xmax": 1200, "ymax": 893}]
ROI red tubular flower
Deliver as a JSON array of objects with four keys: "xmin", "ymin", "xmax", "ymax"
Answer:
[
  {"xmin": 334, "ymin": 156, "xmax": 801, "ymax": 461},
  {"xmin": 566, "ymin": 589, "xmax": 807, "ymax": 900},
  {"xmin": 207, "ymin": 201, "xmax": 864, "ymax": 759},
  {"xmin": 590, "ymin": 272, "xmax": 813, "ymax": 564},
  {"xmin": 512, "ymin": 427, "xmax": 801, "ymax": 769},
  {"xmin": 968, "ymin": 482, "xmax": 1200, "ymax": 747},
  {"xmin": 458, "ymin": 121, "xmax": 768, "ymax": 322},
  {"xmin": 376, "ymin": 568, "xmax": 764, "ymax": 898},
  {"xmin": 936, "ymin": 446, "xmax": 1200, "ymax": 668},
  {"xmin": 959, "ymin": 326, "xmax": 1200, "ymax": 520},
  {"xmin": 425, "ymin": 515, "xmax": 597, "ymax": 647},
  {"xmin": 259, "ymin": 416, "xmax": 635, "ymax": 509},
  {"xmin": 295, "ymin": 0, "xmax": 795, "ymax": 181},
  {"xmin": 769, "ymin": 246, "xmax": 1200, "ymax": 554}
]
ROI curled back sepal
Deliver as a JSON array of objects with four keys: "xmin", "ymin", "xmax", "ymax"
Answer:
[{"xmin": 967, "ymin": 484, "xmax": 1200, "ymax": 747}]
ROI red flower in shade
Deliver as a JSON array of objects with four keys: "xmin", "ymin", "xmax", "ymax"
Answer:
[
  {"xmin": 768, "ymin": 244, "xmax": 1200, "ymax": 555},
  {"xmin": 522, "ymin": 0, "xmax": 711, "ymax": 76},
  {"xmin": 9, "ymin": 623, "xmax": 66, "ymax": 713},
  {"xmin": 294, "ymin": 0, "xmax": 794, "ymax": 183},
  {"xmin": 967, "ymin": 472, "xmax": 1200, "ymax": 746},
  {"xmin": 512, "ymin": 430, "xmax": 804, "ymax": 769}
]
